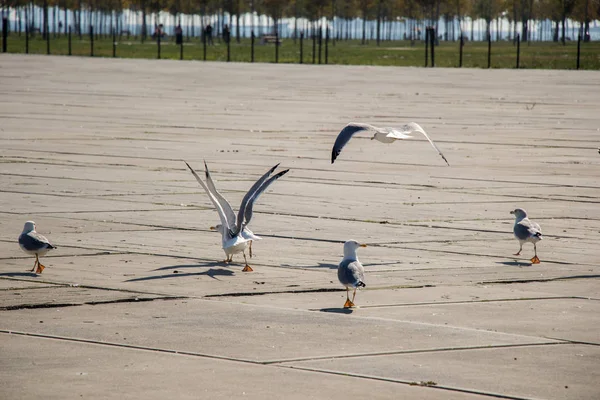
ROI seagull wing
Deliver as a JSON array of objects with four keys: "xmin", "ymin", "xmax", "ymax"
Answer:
[
  {"xmin": 231, "ymin": 164, "xmax": 280, "ymax": 236},
  {"xmin": 185, "ymin": 162, "xmax": 231, "ymax": 233},
  {"xmin": 515, "ymin": 218, "xmax": 542, "ymax": 239},
  {"xmin": 331, "ymin": 123, "xmax": 378, "ymax": 164},
  {"xmin": 399, "ymin": 122, "xmax": 450, "ymax": 166},
  {"xmin": 19, "ymin": 231, "xmax": 54, "ymax": 251},
  {"xmin": 204, "ymin": 161, "xmax": 237, "ymax": 231},
  {"xmin": 242, "ymin": 168, "xmax": 289, "ymax": 228}
]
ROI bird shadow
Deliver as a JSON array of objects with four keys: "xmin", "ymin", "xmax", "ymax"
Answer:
[
  {"xmin": 319, "ymin": 307, "xmax": 355, "ymax": 315},
  {"xmin": 497, "ymin": 261, "xmax": 533, "ymax": 267},
  {"xmin": 280, "ymin": 262, "xmax": 340, "ymax": 270},
  {"xmin": 0, "ymin": 272, "xmax": 39, "ymax": 277},
  {"xmin": 125, "ymin": 267, "xmax": 234, "ymax": 282},
  {"xmin": 152, "ymin": 261, "xmax": 231, "ymax": 271}
]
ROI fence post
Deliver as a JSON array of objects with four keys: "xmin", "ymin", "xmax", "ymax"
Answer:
[
  {"xmin": 46, "ymin": 20, "xmax": 50, "ymax": 55},
  {"xmin": 516, "ymin": 34, "xmax": 520, "ymax": 69},
  {"xmin": 90, "ymin": 25, "xmax": 94, "ymax": 57},
  {"xmin": 275, "ymin": 31, "xmax": 279, "ymax": 63},
  {"xmin": 26, "ymin": 23, "xmax": 29, "ymax": 54},
  {"xmin": 203, "ymin": 29, "xmax": 207, "ymax": 61},
  {"xmin": 318, "ymin": 26, "xmax": 322, "ymax": 64},
  {"xmin": 2, "ymin": 17, "xmax": 7, "ymax": 53},
  {"xmin": 312, "ymin": 31, "xmax": 316, "ymax": 64},
  {"xmin": 68, "ymin": 26, "xmax": 71, "ymax": 55},
  {"xmin": 424, "ymin": 27, "xmax": 429, "ymax": 67},
  {"xmin": 487, "ymin": 33, "xmax": 491, "ymax": 68},
  {"xmin": 180, "ymin": 38, "xmax": 183, "ymax": 60},
  {"xmin": 576, "ymin": 34, "xmax": 581, "ymax": 70},
  {"xmin": 300, "ymin": 31, "xmax": 303, "ymax": 64},
  {"xmin": 226, "ymin": 32, "xmax": 230, "ymax": 62},
  {"xmin": 430, "ymin": 27, "xmax": 435, "ymax": 67},
  {"xmin": 251, "ymin": 31, "xmax": 254, "ymax": 63},
  {"xmin": 112, "ymin": 27, "xmax": 116, "ymax": 58},
  {"xmin": 459, "ymin": 35, "xmax": 463, "ymax": 67},
  {"xmin": 157, "ymin": 31, "xmax": 161, "ymax": 59},
  {"xmin": 325, "ymin": 26, "xmax": 329, "ymax": 64}
]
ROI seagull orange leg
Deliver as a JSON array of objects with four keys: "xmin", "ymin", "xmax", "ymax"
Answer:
[
  {"xmin": 343, "ymin": 288, "xmax": 353, "ymax": 308},
  {"xmin": 530, "ymin": 243, "xmax": 541, "ymax": 264},
  {"xmin": 514, "ymin": 244, "xmax": 522, "ymax": 256},
  {"xmin": 241, "ymin": 252, "xmax": 253, "ymax": 272},
  {"xmin": 34, "ymin": 254, "xmax": 45, "ymax": 274},
  {"xmin": 30, "ymin": 255, "xmax": 38, "ymax": 272}
]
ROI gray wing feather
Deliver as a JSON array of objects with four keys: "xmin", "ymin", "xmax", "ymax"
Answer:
[
  {"xmin": 19, "ymin": 232, "xmax": 53, "ymax": 252},
  {"xmin": 403, "ymin": 122, "xmax": 450, "ymax": 166},
  {"xmin": 204, "ymin": 161, "xmax": 237, "ymax": 230},
  {"xmin": 243, "ymin": 169, "xmax": 289, "ymax": 227},
  {"xmin": 338, "ymin": 260, "xmax": 365, "ymax": 288},
  {"xmin": 185, "ymin": 162, "xmax": 231, "ymax": 232},
  {"xmin": 232, "ymin": 164, "xmax": 280, "ymax": 236},
  {"xmin": 515, "ymin": 218, "xmax": 542, "ymax": 240},
  {"xmin": 331, "ymin": 123, "xmax": 375, "ymax": 164}
]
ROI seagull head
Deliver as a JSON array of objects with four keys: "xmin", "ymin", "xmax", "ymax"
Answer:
[
  {"xmin": 510, "ymin": 208, "xmax": 527, "ymax": 219},
  {"xmin": 22, "ymin": 221, "xmax": 36, "ymax": 233},
  {"xmin": 210, "ymin": 224, "xmax": 224, "ymax": 233},
  {"xmin": 343, "ymin": 240, "xmax": 367, "ymax": 258}
]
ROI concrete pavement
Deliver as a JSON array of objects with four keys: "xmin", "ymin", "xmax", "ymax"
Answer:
[{"xmin": 0, "ymin": 54, "xmax": 599, "ymax": 399}]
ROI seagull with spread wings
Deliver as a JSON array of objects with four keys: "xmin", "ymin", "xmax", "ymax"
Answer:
[
  {"xmin": 185, "ymin": 161, "xmax": 288, "ymax": 272},
  {"xmin": 331, "ymin": 122, "xmax": 449, "ymax": 165},
  {"xmin": 202, "ymin": 161, "xmax": 262, "ymax": 258}
]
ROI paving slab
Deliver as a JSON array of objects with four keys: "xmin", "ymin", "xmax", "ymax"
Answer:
[
  {"xmin": 0, "ymin": 334, "xmax": 485, "ymax": 400},
  {"xmin": 282, "ymin": 344, "xmax": 600, "ymax": 400},
  {"xmin": 0, "ymin": 299, "xmax": 557, "ymax": 363}
]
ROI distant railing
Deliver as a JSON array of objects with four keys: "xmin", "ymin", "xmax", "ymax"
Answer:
[{"xmin": 1, "ymin": 18, "xmax": 595, "ymax": 70}]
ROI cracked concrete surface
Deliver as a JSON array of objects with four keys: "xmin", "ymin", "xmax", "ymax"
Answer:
[{"xmin": 0, "ymin": 55, "xmax": 599, "ymax": 399}]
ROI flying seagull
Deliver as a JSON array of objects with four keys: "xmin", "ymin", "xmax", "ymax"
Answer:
[
  {"xmin": 337, "ymin": 240, "xmax": 367, "ymax": 308},
  {"xmin": 331, "ymin": 122, "xmax": 449, "ymax": 165},
  {"xmin": 202, "ymin": 161, "xmax": 262, "ymax": 258},
  {"xmin": 185, "ymin": 161, "xmax": 289, "ymax": 272},
  {"xmin": 510, "ymin": 208, "xmax": 542, "ymax": 264},
  {"xmin": 18, "ymin": 221, "xmax": 56, "ymax": 274}
]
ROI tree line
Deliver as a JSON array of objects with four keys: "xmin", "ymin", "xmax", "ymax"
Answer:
[{"xmin": 3, "ymin": 0, "xmax": 599, "ymax": 44}]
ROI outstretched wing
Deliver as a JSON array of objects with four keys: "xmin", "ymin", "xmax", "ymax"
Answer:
[
  {"xmin": 399, "ymin": 122, "xmax": 450, "ymax": 166},
  {"xmin": 231, "ymin": 164, "xmax": 280, "ymax": 236},
  {"xmin": 185, "ymin": 161, "xmax": 231, "ymax": 233},
  {"xmin": 331, "ymin": 123, "xmax": 377, "ymax": 164},
  {"xmin": 204, "ymin": 161, "xmax": 237, "ymax": 231},
  {"xmin": 242, "ymin": 169, "xmax": 289, "ymax": 228}
]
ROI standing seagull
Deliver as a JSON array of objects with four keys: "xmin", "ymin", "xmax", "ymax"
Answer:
[
  {"xmin": 337, "ymin": 240, "xmax": 367, "ymax": 308},
  {"xmin": 510, "ymin": 208, "xmax": 542, "ymax": 264},
  {"xmin": 331, "ymin": 122, "xmax": 449, "ymax": 165},
  {"xmin": 185, "ymin": 161, "xmax": 289, "ymax": 272},
  {"xmin": 18, "ymin": 221, "xmax": 56, "ymax": 274}
]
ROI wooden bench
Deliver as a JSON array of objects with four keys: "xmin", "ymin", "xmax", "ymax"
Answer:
[{"xmin": 260, "ymin": 35, "xmax": 281, "ymax": 45}]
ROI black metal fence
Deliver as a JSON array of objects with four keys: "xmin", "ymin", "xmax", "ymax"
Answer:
[{"xmin": 1, "ymin": 18, "xmax": 592, "ymax": 70}]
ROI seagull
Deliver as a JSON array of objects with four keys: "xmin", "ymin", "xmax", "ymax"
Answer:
[
  {"xmin": 337, "ymin": 240, "xmax": 367, "ymax": 308},
  {"xmin": 331, "ymin": 122, "xmax": 449, "ymax": 165},
  {"xmin": 185, "ymin": 161, "xmax": 289, "ymax": 272},
  {"xmin": 202, "ymin": 161, "xmax": 262, "ymax": 258},
  {"xmin": 18, "ymin": 221, "xmax": 56, "ymax": 274},
  {"xmin": 510, "ymin": 208, "xmax": 542, "ymax": 264}
]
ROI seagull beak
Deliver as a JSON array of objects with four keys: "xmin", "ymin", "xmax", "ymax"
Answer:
[
  {"xmin": 360, "ymin": 244, "xmax": 367, "ymax": 248},
  {"xmin": 509, "ymin": 211, "xmax": 514, "ymax": 215},
  {"xmin": 209, "ymin": 226, "xmax": 216, "ymax": 230}
]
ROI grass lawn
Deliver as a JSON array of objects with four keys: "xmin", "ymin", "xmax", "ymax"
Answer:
[{"xmin": 3, "ymin": 33, "xmax": 599, "ymax": 70}]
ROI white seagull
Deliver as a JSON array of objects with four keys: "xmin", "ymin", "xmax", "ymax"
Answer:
[
  {"xmin": 202, "ymin": 161, "xmax": 262, "ymax": 258},
  {"xmin": 337, "ymin": 240, "xmax": 367, "ymax": 308},
  {"xmin": 18, "ymin": 221, "xmax": 56, "ymax": 274},
  {"xmin": 510, "ymin": 208, "xmax": 542, "ymax": 264},
  {"xmin": 331, "ymin": 122, "xmax": 449, "ymax": 165},
  {"xmin": 185, "ymin": 161, "xmax": 289, "ymax": 272}
]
